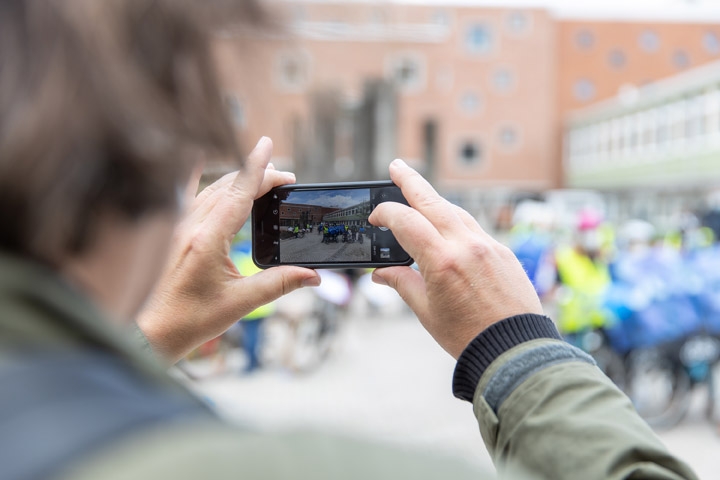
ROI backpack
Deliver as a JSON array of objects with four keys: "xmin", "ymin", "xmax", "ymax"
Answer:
[{"xmin": 0, "ymin": 350, "xmax": 213, "ymax": 480}]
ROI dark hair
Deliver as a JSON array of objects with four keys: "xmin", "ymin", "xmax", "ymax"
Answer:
[{"xmin": 0, "ymin": 0, "xmax": 264, "ymax": 263}]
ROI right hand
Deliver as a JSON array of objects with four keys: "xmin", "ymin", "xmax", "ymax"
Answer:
[{"xmin": 369, "ymin": 160, "xmax": 543, "ymax": 359}]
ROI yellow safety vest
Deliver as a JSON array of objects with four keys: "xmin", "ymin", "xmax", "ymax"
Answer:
[
  {"xmin": 234, "ymin": 253, "xmax": 275, "ymax": 320},
  {"xmin": 555, "ymin": 247, "xmax": 611, "ymax": 333}
]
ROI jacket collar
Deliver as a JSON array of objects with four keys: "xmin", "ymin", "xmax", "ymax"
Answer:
[{"xmin": 0, "ymin": 251, "xmax": 167, "ymax": 379}]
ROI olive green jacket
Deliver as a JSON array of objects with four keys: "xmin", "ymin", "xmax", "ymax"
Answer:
[{"xmin": 0, "ymin": 253, "xmax": 698, "ymax": 480}]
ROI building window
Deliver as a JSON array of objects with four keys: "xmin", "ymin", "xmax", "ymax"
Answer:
[
  {"xmin": 327, "ymin": 19, "xmax": 349, "ymax": 32},
  {"xmin": 492, "ymin": 69, "xmax": 515, "ymax": 92},
  {"xmin": 685, "ymin": 96, "xmax": 705, "ymax": 140},
  {"xmin": 224, "ymin": 94, "xmax": 246, "ymax": 127},
  {"xmin": 387, "ymin": 54, "xmax": 425, "ymax": 92},
  {"xmin": 573, "ymin": 79, "xmax": 596, "ymax": 102},
  {"xmin": 670, "ymin": 101, "xmax": 686, "ymax": 141},
  {"xmin": 641, "ymin": 111, "xmax": 655, "ymax": 150},
  {"xmin": 628, "ymin": 114, "xmax": 640, "ymax": 152},
  {"xmin": 572, "ymin": 129, "xmax": 584, "ymax": 160},
  {"xmin": 432, "ymin": 10, "xmax": 450, "ymax": 26},
  {"xmin": 465, "ymin": 24, "xmax": 493, "ymax": 54},
  {"xmin": 608, "ymin": 49, "xmax": 626, "ymax": 69},
  {"xmin": 673, "ymin": 50, "xmax": 690, "ymax": 69},
  {"xmin": 435, "ymin": 67, "xmax": 454, "ymax": 92},
  {"xmin": 395, "ymin": 60, "xmax": 419, "ymax": 84},
  {"xmin": 612, "ymin": 118, "xmax": 625, "ymax": 156},
  {"xmin": 656, "ymin": 109, "xmax": 669, "ymax": 145},
  {"xmin": 459, "ymin": 92, "xmax": 481, "ymax": 114},
  {"xmin": 602, "ymin": 121, "xmax": 613, "ymax": 158},
  {"xmin": 506, "ymin": 11, "xmax": 530, "ymax": 35},
  {"xmin": 598, "ymin": 123, "xmax": 608, "ymax": 157},
  {"xmin": 639, "ymin": 30, "xmax": 660, "ymax": 52},
  {"xmin": 707, "ymin": 90, "xmax": 720, "ymax": 134},
  {"xmin": 334, "ymin": 157, "xmax": 354, "ymax": 179},
  {"xmin": 276, "ymin": 51, "xmax": 311, "ymax": 91},
  {"xmin": 458, "ymin": 140, "xmax": 483, "ymax": 166},
  {"xmin": 370, "ymin": 8, "xmax": 387, "ymax": 25},
  {"xmin": 575, "ymin": 30, "xmax": 594, "ymax": 50},
  {"xmin": 704, "ymin": 32, "xmax": 720, "ymax": 55},
  {"xmin": 498, "ymin": 126, "xmax": 520, "ymax": 149},
  {"xmin": 292, "ymin": 5, "xmax": 305, "ymax": 22}
]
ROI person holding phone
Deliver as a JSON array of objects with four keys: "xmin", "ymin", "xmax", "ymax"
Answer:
[{"xmin": 0, "ymin": 1, "xmax": 698, "ymax": 479}]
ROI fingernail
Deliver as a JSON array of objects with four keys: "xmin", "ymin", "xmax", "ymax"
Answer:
[
  {"xmin": 302, "ymin": 275, "xmax": 321, "ymax": 287},
  {"xmin": 283, "ymin": 171, "xmax": 296, "ymax": 181},
  {"xmin": 254, "ymin": 136, "xmax": 270, "ymax": 149},
  {"xmin": 267, "ymin": 162, "xmax": 276, "ymax": 170},
  {"xmin": 390, "ymin": 158, "xmax": 407, "ymax": 168}
]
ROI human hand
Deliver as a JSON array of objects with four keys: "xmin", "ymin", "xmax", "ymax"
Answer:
[
  {"xmin": 368, "ymin": 160, "xmax": 543, "ymax": 359},
  {"xmin": 136, "ymin": 137, "xmax": 320, "ymax": 364}
]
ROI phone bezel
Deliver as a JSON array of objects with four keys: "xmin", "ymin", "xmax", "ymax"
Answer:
[{"xmin": 252, "ymin": 181, "xmax": 414, "ymax": 269}]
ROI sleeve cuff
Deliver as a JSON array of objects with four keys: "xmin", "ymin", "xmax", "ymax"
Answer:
[{"xmin": 452, "ymin": 314, "xmax": 561, "ymax": 402}]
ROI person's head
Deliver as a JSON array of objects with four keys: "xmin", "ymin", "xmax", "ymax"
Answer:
[
  {"xmin": 618, "ymin": 219, "xmax": 656, "ymax": 252},
  {"xmin": 575, "ymin": 209, "xmax": 603, "ymax": 255},
  {"xmin": 0, "ymin": 0, "xmax": 263, "ymax": 317}
]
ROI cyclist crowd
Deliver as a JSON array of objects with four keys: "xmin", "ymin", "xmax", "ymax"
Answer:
[
  {"xmin": 510, "ymin": 206, "xmax": 720, "ymax": 349},
  {"xmin": 318, "ymin": 222, "xmax": 366, "ymax": 244},
  {"xmin": 510, "ymin": 203, "xmax": 720, "ymax": 428}
]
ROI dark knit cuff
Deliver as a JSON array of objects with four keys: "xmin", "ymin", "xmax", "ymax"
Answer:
[{"xmin": 452, "ymin": 314, "xmax": 561, "ymax": 402}]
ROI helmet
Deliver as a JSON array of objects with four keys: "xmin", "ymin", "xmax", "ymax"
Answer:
[
  {"xmin": 619, "ymin": 219, "xmax": 656, "ymax": 245},
  {"xmin": 577, "ymin": 208, "xmax": 603, "ymax": 231}
]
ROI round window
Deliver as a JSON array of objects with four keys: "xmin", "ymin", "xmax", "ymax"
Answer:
[
  {"xmin": 458, "ymin": 141, "xmax": 482, "ymax": 166},
  {"xmin": 573, "ymin": 79, "xmax": 596, "ymax": 102},
  {"xmin": 608, "ymin": 50, "xmax": 626, "ymax": 69},
  {"xmin": 639, "ymin": 31, "xmax": 660, "ymax": 52},
  {"xmin": 498, "ymin": 127, "xmax": 519, "ymax": 148},
  {"xmin": 673, "ymin": 50, "xmax": 690, "ymax": 69},
  {"xmin": 575, "ymin": 30, "xmax": 594, "ymax": 50}
]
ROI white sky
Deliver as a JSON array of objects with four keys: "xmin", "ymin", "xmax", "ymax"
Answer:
[{"xmin": 298, "ymin": 0, "xmax": 720, "ymax": 22}]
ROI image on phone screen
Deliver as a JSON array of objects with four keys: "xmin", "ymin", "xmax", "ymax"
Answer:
[
  {"xmin": 252, "ymin": 182, "xmax": 412, "ymax": 268},
  {"xmin": 279, "ymin": 188, "xmax": 371, "ymax": 263}
]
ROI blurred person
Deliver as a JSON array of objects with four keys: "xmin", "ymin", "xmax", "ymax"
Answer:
[
  {"xmin": 701, "ymin": 191, "xmax": 720, "ymax": 243},
  {"xmin": 508, "ymin": 201, "xmax": 556, "ymax": 298},
  {"xmin": 553, "ymin": 209, "xmax": 613, "ymax": 337},
  {"xmin": 231, "ymin": 243, "xmax": 274, "ymax": 373},
  {"xmin": 0, "ymin": 2, "xmax": 698, "ymax": 480},
  {"xmin": 602, "ymin": 220, "xmax": 686, "ymax": 354},
  {"xmin": 667, "ymin": 211, "xmax": 715, "ymax": 252}
]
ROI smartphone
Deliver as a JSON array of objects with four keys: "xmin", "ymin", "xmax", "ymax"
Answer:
[{"xmin": 252, "ymin": 181, "xmax": 413, "ymax": 269}]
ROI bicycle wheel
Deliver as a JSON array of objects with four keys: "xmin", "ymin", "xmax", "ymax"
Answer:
[
  {"xmin": 625, "ymin": 348, "xmax": 691, "ymax": 430},
  {"xmin": 592, "ymin": 345, "xmax": 627, "ymax": 390},
  {"xmin": 708, "ymin": 361, "xmax": 720, "ymax": 429}
]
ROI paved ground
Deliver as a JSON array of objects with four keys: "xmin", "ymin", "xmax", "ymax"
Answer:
[
  {"xmin": 280, "ymin": 232, "xmax": 370, "ymax": 263},
  {"xmin": 187, "ymin": 289, "xmax": 719, "ymax": 479}
]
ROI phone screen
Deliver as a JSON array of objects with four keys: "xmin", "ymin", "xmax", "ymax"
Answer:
[{"xmin": 252, "ymin": 182, "xmax": 413, "ymax": 268}]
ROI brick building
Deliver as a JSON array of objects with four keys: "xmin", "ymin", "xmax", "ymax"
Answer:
[
  {"xmin": 322, "ymin": 200, "xmax": 372, "ymax": 226},
  {"xmin": 279, "ymin": 203, "xmax": 339, "ymax": 228},
  {"xmin": 212, "ymin": 1, "xmax": 720, "ymax": 210},
  {"xmin": 559, "ymin": 21, "xmax": 720, "ymax": 113}
]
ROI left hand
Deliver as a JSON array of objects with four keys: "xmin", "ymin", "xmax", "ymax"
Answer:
[{"xmin": 136, "ymin": 137, "xmax": 320, "ymax": 363}]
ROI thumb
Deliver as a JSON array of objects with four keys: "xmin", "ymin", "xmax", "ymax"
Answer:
[
  {"xmin": 372, "ymin": 267, "xmax": 429, "ymax": 316},
  {"xmin": 230, "ymin": 266, "xmax": 321, "ymax": 315}
]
